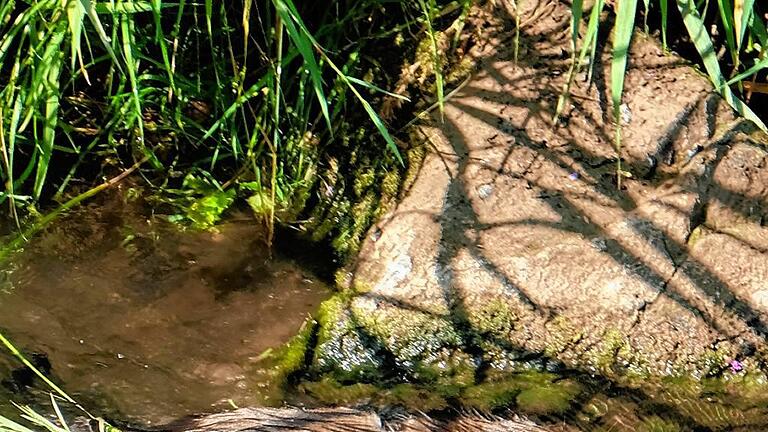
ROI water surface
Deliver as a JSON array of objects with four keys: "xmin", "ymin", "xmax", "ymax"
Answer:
[{"xmin": 0, "ymin": 200, "xmax": 330, "ymax": 425}]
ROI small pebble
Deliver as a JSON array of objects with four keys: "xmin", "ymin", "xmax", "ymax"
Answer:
[
  {"xmin": 477, "ymin": 184, "xmax": 494, "ymax": 200},
  {"xmin": 117, "ymin": 353, "xmax": 125, "ymax": 359}
]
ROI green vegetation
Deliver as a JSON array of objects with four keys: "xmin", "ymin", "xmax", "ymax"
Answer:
[
  {"xmin": 0, "ymin": 0, "xmax": 471, "ymax": 259},
  {"xmin": 1, "ymin": 0, "xmax": 766, "ymax": 252},
  {"xmin": 558, "ymin": 0, "xmax": 768, "ymax": 185}
]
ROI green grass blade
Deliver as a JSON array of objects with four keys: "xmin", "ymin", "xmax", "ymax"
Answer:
[
  {"xmin": 554, "ymin": 0, "xmax": 583, "ymax": 119},
  {"xmin": 570, "ymin": 0, "xmax": 584, "ymax": 46},
  {"xmin": 611, "ymin": 0, "xmax": 638, "ymax": 187},
  {"xmin": 612, "ymin": 0, "xmax": 637, "ymax": 117},
  {"xmin": 750, "ymin": 13, "xmax": 768, "ymax": 46},
  {"xmin": 327, "ymin": 63, "xmax": 403, "ymax": 164},
  {"xmin": 0, "ymin": 332, "xmax": 76, "ymax": 405},
  {"xmin": 49, "ymin": 394, "xmax": 71, "ymax": 432},
  {"xmin": 272, "ymin": 0, "xmax": 332, "ymax": 134},
  {"xmin": 417, "ymin": 0, "xmax": 444, "ymax": 118},
  {"xmin": 6, "ymin": 93, "xmax": 23, "ymax": 202},
  {"xmin": 554, "ymin": 0, "xmax": 603, "ymax": 120},
  {"xmin": 205, "ymin": 0, "xmax": 213, "ymax": 35},
  {"xmin": 119, "ymin": 14, "xmax": 161, "ymax": 168},
  {"xmin": 201, "ymin": 78, "xmax": 269, "ymax": 141},
  {"xmin": 735, "ymin": 0, "xmax": 755, "ymax": 51},
  {"xmin": 347, "ymin": 76, "xmax": 410, "ymax": 100},
  {"xmin": 678, "ymin": 0, "xmax": 767, "ymax": 130},
  {"xmin": 65, "ymin": 0, "xmax": 85, "ymax": 73},
  {"xmin": 32, "ymin": 27, "xmax": 66, "ymax": 200},
  {"xmin": 660, "ymin": 0, "xmax": 668, "ymax": 49},
  {"xmin": 93, "ymin": 1, "xmax": 156, "ymax": 14},
  {"xmin": 79, "ymin": 0, "xmax": 123, "ymax": 73},
  {"xmin": 0, "ymin": 413, "xmax": 35, "ymax": 432},
  {"xmin": 0, "ymin": 0, "xmax": 56, "ymax": 65},
  {"xmin": 17, "ymin": 404, "xmax": 67, "ymax": 432},
  {"xmin": 273, "ymin": 15, "xmax": 284, "ymax": 162},
  {"xmin": 642, "ymin": 0, "xmax": 650, "ymax": 32},
  {"xmin": 715, "ymin": 0, "xmax": 738, "ymax": 64},
  {"xmin": 721, "ymin": 55, "xmax": 768, "ymax": 87},
  {"xmin": 356, "ymin": 90, "xmax": 402, "ymax": 165}
]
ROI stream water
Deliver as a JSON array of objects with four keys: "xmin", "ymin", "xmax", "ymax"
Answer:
[{"xmin": 0, "ymin": 198, "xmax": 330, "ymax": 426}]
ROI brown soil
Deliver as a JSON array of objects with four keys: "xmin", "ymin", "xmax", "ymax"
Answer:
[{"xmin": 332, "ymin": 0, "xmax": 768, "ymax": 385}]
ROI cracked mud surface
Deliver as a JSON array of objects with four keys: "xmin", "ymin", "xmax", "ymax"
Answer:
[{"xmin": 319, "ymin": 0, "xmax": 768, "ymax": 387}]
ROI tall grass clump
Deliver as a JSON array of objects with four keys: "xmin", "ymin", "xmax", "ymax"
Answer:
[
  {"xmin": 0, "ymin": 0, "xmax": 464, "ymax": 252},
  {"xmin": 557, "ymin": 0, "xmax": 768, "ymax": 185}
]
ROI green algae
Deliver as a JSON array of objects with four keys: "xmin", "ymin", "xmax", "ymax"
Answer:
[
  {"xmin": 300, "ymin": 377, "xmax": 379, "ymax": 405},
  {"xmin": 461, "ymin": 380, "xmax": 521, "ymax": 411},
  {"xmin": 349, "ymin": 299, "xmax": 476, "ymax": 389},
  {"xmin": 542, "ymin": 314, "xmax": 584, "ymax": 358},
  {"xmin": 275, "ymin": 319, "xmax": 316, "ymax": 378},
  {"xmin": 590, "ymin": 327, "xmax": 637, "ymax": 374},
  {"xmin": 382, "ymin": 383, "xmax": 449, "ymax": 411},
  {"xmin": 637, "ymin": 417, "xmax": 684, "ymax": 432},
  {"xmin": 461, "ymin": 371, "xmax": 581, "ymax": 414},
  {"xmin": 247, "ymin": 318, "xmax": 317, "ymax": 404},
  {"xmin": 311, "ymin": 294, "xmax": 386, "ymax": 382},
  {"xmin": 401, "ymin": 139, "xmax": 427, "ymax": 194},
  {"xmin": 467, "ymin": 298, "xmax": 518, "ymax": 337},
  {"xmin": 275, "ymin": 289, "xmax": 768, "ymax": 430},
  {"xmin": 515, "ymin": 382, "xmax": 579, "ymax": 415}
]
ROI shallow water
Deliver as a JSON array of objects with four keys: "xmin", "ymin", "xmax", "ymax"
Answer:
[{"xmin": 0, "ymin": 200, "xmax": 330, "ymax": 425}]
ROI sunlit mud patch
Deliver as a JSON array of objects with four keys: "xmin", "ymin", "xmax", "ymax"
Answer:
[{"xmin": 0, "ymin": 198, "xmax": 330, "ymax": 426}]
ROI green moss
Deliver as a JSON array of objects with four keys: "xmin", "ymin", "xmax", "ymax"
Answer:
[
  {"xmin": 542, "ymin": 314, "xmax": 583, "ymax": 357},
  {"xmin": 445, "ymin": 55, "xmax": 476, "ymax": 84},
  {"xmin": 353, "ymin": 168, "xmax": 376, "ymax": 197},
  {"xmin": 462, "ymin": 380, "xmax": 522, "ymax": 411},
  {"xmin": 461, "ymin": 371, "xmax": 581, "ymax": 414},
  {"xmin": 380, "ymin": 169, "xmax": 401, "ymax": 200},
  {"xmin": 350, "ymin": 301, "xmax": 476, "ymax": 388},
  {"xmin": 401, "ymin": 140, "xmax": 427, "ymax": 194},
  {"xmin": 515, "ymin": 382, "xmax": 579, "ymax": 415},
  {"xmin": 469, "ymin": 298, "xmax": 517, "ymax": 337},
  {"xmin": 381, "ymin": 384, "xmax": 448, "ymax": 411},
  {"xmin": 246, "ymin": 318, "xmax": 316, "ymax": 404},
  {"xmin": 275, "ymin": 319, "xmax": 316, "ymax": 377},
  {"xmin": 311, "ymin": 294, "xmax": 386, "ymax": 382},
  {"xmin": 333, "ymin": 269, "xmax": 352, "ymax": 291},
  {"xmin": 637, "ymin": 416, "xmax": 683, "ymax": 432},
  {"xmin": 591, "ymin": 327, "xmax": 632, "ymax": 373},
  {"xmin": 686, "ymin": 225, "xmax": 705, "ymax": 248},
  {"xmin": 300, "ymin": 377, "xmax": 378, "ymax": 405}
]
